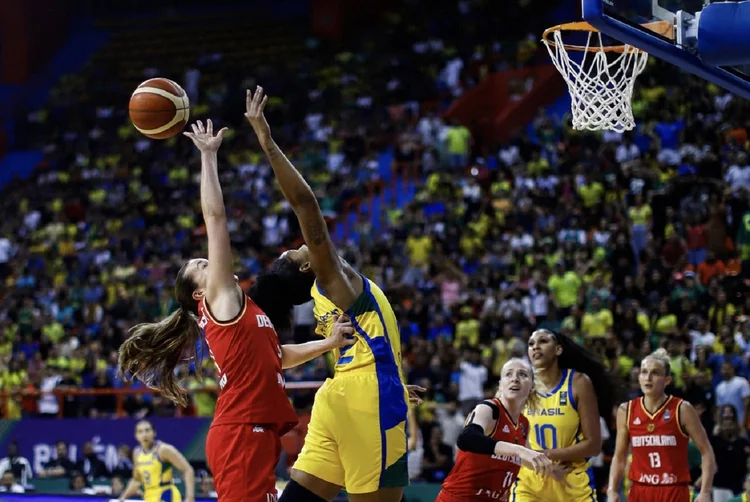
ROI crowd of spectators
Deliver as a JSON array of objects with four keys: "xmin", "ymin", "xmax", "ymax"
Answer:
[
  {"xmin": 397, "ymin": 60, "xmax": 750, "ymax": 499},
  {"xmin": 0, "ymin": 0, "xmax": 558, "ymax": 496},
  {"xmin": 3, "ymin": 0, "xmax": 750, "ymax": 500}
]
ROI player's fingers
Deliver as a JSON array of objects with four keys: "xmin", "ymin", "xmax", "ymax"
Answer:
[
  {"xmin": 217, "ymin": 127, "xmax": 229, "ymax": 140},
  {"xmin": 260, "ymin": 94, "xmax": 268, "ymax": 110},
  {"xmin": 191, "ymin": 123, "xmax": 199, "ymax": 135},
  {"xmin": 246, "ymin": 89, "xmax": 252, "ymax": 107},
  {"xmin": 207, "ymin": 119, "xmax": 213, "ymax": 135},
  {"xmin": 408, "ymin": 385, "xmax": 427, "ymax": 392}
]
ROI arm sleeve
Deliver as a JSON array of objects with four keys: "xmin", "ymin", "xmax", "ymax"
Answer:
[{"xmin": 456, "ymin": 424, "xmax": 498, "ymax": 456}]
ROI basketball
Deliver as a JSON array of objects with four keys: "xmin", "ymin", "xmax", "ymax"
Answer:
[{"xmin": 129, "ymin": 78, "xmax": 190, "ymax": 139}]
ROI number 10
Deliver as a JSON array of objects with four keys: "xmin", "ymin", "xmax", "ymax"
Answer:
[{"xmin": 534, "ymin": 424, "xmax": 558, "ymax": 450}]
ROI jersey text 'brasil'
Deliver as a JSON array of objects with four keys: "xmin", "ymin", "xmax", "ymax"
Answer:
[
  {"xmin": 627, "ymin": 396, "xmax": 691, "ymax": 486},
  {"xmin": 199, "ymin": 294, "xmax": 298, "ymax": 433}
]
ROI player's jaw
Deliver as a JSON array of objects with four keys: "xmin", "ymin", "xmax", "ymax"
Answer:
[
  {"xmin": 185, "ymin": 258, "xmax": 239, "ymax": 290},
  {"xmin": 502, "ymin": 382, "xmax": 530, "ymax": 402},
  {"xmin": 528, "ymin": 344, "xmax": 556, "ymax": 368}
]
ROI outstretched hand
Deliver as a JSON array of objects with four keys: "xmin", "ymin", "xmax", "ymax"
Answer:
[
  {"xmin": 245, "ymin": 86, "xmax": 272, "ymax": 142},
  {"xmin": 405, "ymin": 384, "xmax": 426, "ymax": 405},
  {"xmin": 183, "ymin": 119, "xmax": 228, "ymax": 153}
]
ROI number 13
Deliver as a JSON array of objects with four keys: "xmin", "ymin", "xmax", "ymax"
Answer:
[{"xmin": 648, "ymin": 452, "xmax": 661, "ymax": 468}]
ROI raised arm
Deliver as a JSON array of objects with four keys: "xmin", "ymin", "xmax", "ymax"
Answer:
[
  {"xmin": 606, "ymin": 403, "xmax": 631, "ymax": 502},
  {"xmin": 245, "ymin": 87, "xmax": 361, "ymax": 310},
  {"xmin": 184, "ymin": 120, "xmax": 241, "ymax": 319}
]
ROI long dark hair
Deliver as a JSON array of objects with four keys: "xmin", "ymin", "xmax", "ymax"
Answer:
[
  {"xmin": 248, "ymin": 256, "xmax": 315, "ymax": 337},
  {"xmin": 540, "ymin": 329, "xmax": 613, "ymax": 420},
  {"xmin": 118, "ymin": 256, "xmax": 314, "ymax": 406}
]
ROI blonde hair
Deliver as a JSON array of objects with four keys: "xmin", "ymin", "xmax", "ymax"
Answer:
[
  {"xmin": 496, "ymin": 358, "xmax": 539, "ymax": 410},
  {"xmin": 642, "ymin": 348, "xmax": 671, "ymax": 375}
]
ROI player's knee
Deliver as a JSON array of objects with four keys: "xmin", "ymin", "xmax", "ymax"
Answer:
[{"xmin": 279, "ymin": 480, "xmax": 329, "ymax": 502}]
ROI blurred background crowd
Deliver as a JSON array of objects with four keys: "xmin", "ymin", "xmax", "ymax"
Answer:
[{"xmin": 2, "ymin": 0, "xmax": 750, "ymax": 500}]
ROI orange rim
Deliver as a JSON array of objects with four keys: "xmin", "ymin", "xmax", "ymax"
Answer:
[{"xmin": 542, "ymin": 21, "xmax": 654, "ymax": 54}]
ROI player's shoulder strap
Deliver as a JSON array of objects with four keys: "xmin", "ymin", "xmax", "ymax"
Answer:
[
  {"xmin": 624, "ymin": 398, "xmax": 634, "ymax": 426},
  {"xmin": 674, "ymin": 397, "xmax": 690, "ymax": 438},
  {"xmin": 478, "ymin": 398, "xmax": 501, "ymax": 420}
]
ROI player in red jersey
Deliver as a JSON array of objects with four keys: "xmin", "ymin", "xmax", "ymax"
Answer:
[
  {"xmin": 118, "ymin": 120, "xmax": 354, "ymax": 502},
  {"xmin": 437, "ymin": 358, "xmax": 564, "ymax": 502},
  {"xmin": 607, "ymin": 348, "xmax": 716, "ymax": 502}
]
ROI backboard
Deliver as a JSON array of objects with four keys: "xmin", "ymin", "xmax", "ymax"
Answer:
[{"xmin": 582, "ymin": 0, "xmax": 750, "ymax": 99}]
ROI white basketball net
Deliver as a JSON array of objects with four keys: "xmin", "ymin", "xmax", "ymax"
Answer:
[{"xmin": 543, "ymin": 29, "xmax": 649, "ymax": 132}]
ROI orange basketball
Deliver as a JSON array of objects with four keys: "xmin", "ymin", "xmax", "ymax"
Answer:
[{"xmin": 129, "ymin": 78, "xmax": 190, "ymax": 139}]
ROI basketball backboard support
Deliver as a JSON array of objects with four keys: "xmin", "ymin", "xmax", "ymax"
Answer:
[{"xmin": 581, "ymin": 0, "xmax": 750, "ymax": 99}]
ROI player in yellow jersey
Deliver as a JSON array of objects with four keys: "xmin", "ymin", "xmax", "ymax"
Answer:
[
  {"xmin": 246, "ymin": 87, "xmax": 423, "ymax": 502},
  {"xmin": 511, "ymin": 329, "xmax": 613, "ymax": 502},
  {"xmin": 118, "ymin": 420, "xmax": 195, "ymax": 502}
]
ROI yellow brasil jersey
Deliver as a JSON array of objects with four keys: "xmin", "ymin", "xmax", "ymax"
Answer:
[
  {"xmin": 311, "ymin": 276, "xmax": 404, "ymax": 376},
  {"xmin": 525, "ymin": 368, "xmax": 587, "ymax": 467},
  {"xmin": 135, "ymin": 442, "xmax": 174, "ymax": 494}
]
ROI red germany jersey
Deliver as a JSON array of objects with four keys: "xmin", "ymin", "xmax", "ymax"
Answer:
[
  {"xmin": 198, "ymin": 294, "xmax": 298, "ymax": 434},
  {"xmin": 440, "ymin": 398, "xmax": 529, "ymax": 502},
  {"xmin": 627, "ymin": 396, "xmax": 691, "ymax": 486}
]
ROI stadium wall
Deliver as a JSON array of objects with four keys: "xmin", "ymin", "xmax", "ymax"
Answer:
[
  {"xmin": 0, "ymin": 418, "xmax": 211, "ymax": 473},
  {"xmin": 0, "ymin": 418, "xmax": 444, "ymax": 500}
]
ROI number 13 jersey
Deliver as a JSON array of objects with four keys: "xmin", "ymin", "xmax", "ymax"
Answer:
[{"xmin": 627, "ymin": 396, "xmax": 691, "ymax": 485}]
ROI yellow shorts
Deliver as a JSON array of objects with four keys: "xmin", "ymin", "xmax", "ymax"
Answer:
[
  {"xmin": 144, "ymin": 485, "xmax": 182, "ymax": 502},
  {"xmin": 293, "ymin": 371, "xmax": 408, "ymax": 494},
  {"xmin": 511, "ymin": 465, "xmax": 597, "ymax": 502}
]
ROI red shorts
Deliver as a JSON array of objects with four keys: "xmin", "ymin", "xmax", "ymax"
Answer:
[
  {"xmin": 629, "ymin": 483, "xmax": 690, "ymax": 502},
  {"xmin": 206, "ymin": 423, "xmax": 281, "ymax": 502},
  {"xmin": 436, "ymin": 489, "xmax": 507, "ymax": 502}
]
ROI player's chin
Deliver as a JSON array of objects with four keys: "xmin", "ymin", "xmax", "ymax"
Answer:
[
  {"xmin": 529, "ymin": 355, "xmax": 547, "ymax": 368},
  {"xmin": 504, "ymin": 388, "xmax": 522, "ymax": 399}
]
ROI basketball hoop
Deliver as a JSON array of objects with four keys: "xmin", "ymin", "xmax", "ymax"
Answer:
[{"xmin": 542, "ymin": 22, "xmax": 649, "ymax": 132}]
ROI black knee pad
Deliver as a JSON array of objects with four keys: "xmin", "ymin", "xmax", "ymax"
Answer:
[{"xmin": 278, "ymin": 480, "xmax": 328, "ymax": 502}]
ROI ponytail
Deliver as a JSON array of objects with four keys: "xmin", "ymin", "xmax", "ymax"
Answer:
[
  {"xmin": 118, "ymin": 308, "xmax": 202, "ymax": 406},
  {"xmin": 543, "ymin": 330, "xmax": 613, "ymax": 420}
]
